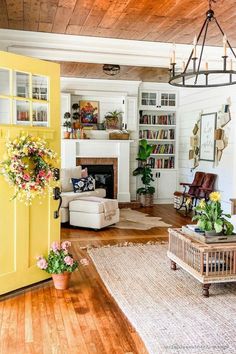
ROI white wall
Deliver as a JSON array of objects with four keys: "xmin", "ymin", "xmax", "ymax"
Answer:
[{"xmin": 178, "ymin": 85, "xmax": 236, "ymax": 214}]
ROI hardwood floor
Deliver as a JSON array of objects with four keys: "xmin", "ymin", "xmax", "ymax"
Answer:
[{"xmin": 0, "ymin": 205, "xmax": 191, "ymax": 354}]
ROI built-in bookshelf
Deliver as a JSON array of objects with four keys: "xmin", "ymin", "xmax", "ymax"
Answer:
[{"xmin": 139, "ymin": 111, "xmax": 176, "ymax": 169}]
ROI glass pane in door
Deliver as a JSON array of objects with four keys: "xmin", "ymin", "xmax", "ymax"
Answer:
[
  {"xmin": 32, "ymin": 102, "xmax": 48, "ymax": 126},
  {"xmin": 14, "ymin": 72, "xmax": 30, "ymax": 98},
  {"xmin": 0, "ymin": 68, "xmax": 10, "ymax": 96},
  {"xmin": 0, "ymin": 98, "xmax": 11, "ymax": 124},
  {"xmin": 141, "ymin": 92, "xmax": 148, "ymax": 106},
  {"xmin": 149, "ymin": 92, "xmax": 157, "ymax": 106},
  {"xmin": 32, "ymin": 75, "xmax": 48, "ymax": 101},
  {"xmin": 14, "ymin": 100, "xmax": 30, "ymax": 125}
]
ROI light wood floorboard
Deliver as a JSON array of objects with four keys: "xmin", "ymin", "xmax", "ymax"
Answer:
[{"xmin": 0, "ymin": 205, "xmax": 191, "ymax": 354}]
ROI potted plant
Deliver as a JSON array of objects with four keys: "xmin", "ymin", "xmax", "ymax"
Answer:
[
  {"xmin": 133, "ymin": 139, "xmax": 156, "ymax": 207},
  {"xmin": 192, "ymin": 192, "xmax": 234, "ymax": 235},
  {"xmin": 36, "ymin": 240, "xmax": 89, "ymax": 290},
  {"xmin": 72, "ymin": 103, "xmax": 81, "ymax": 129},
  {"xmin": 63, "ymin": 112, "xmax": 72, "ymax": 139},
  {"xmin": 104, "ymin": 110, "xmax": 123, "ymax": 130}
]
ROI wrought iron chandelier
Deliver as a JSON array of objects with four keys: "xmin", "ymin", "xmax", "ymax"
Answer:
[
  {"xmin": 103, "ymin": 64, "xmax": 120, "ymax": 76},
  {"xmin": 169, "ymin": 0, "xmax": 236, "ymax": 88}
]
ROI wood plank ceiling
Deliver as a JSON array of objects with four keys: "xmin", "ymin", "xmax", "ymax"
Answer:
[
  {"xmin": 58, "ymin": 62, "xmax": 170, "ymax": 82},
  {"xmin": 1, "ymin": 0, "xmax": 236, "ymax": 46}
]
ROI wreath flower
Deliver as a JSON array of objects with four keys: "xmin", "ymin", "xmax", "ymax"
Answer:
[{"xmin": 0, "ymin": 135, "xmax": 57, "ymax": 204}]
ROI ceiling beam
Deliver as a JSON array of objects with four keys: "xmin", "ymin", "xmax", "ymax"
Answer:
[{"xmin": 0, "ymin": 29, "xmax": 229, "ymax": 69}]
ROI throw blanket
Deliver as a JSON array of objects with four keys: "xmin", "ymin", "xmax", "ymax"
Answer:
[{"xmin": 78, "ymin": 197, "xmax": 118, "ymax": 220}]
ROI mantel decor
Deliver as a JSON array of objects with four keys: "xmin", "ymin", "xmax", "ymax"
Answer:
[
  {"xmin": 169, "ymin": 0, "xmax": 236, "ymax": 88},
  {"xmin": 0, "ymin": 134, "xmax": 57, "ymax": 204},
  {"xmin": 80, "ymin": 100, "xmax": 99, "ymax": 124}
]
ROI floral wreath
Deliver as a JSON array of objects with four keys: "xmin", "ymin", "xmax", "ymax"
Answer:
[{"xmin": 0, "ymin": 134, "xmax": 57, "ymax": 204}]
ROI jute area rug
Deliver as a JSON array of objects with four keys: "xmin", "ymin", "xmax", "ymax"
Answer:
[
  {"xmin": 110, "ymin": 208, "xmax": 171, "ymax": 230},
  {"xmin": 88, "ymin": 244, "xmax": 236, "ymax": 354}
]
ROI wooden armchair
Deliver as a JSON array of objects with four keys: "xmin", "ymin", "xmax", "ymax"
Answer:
[
  {"xmin": 174, "ymin": 171, "xmax": 205, "ymax": 215},
  {"xmin": 195, "ymin": 173, "xmax": 217, "ymax": 201}
]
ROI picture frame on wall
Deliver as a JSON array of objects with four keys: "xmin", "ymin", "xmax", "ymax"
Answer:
[
  {"xmin": 199, "ymin": 112, "xmax": 217, "ymax": 162},
  {"xmin": 80, "ymin": 100, "xmax": 99, "ymax": 124},
  {"xmin": 218, "ymin": 104, "xmax": 231, "ymax": 128}
]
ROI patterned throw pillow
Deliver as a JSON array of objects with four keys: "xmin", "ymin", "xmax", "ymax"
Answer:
[{"xmin": 71, "ymin": 176, "xmax": 95, "ymax": 193}]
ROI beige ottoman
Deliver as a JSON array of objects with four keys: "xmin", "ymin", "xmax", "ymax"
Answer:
[{"xmin": 69, "ymin": 197, "xmax": 120, "ymax": 229}]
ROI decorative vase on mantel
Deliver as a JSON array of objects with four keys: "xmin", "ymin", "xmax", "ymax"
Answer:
[{"xmin": 52, "ymin": 272, "xmax": 71, "ymax": 290}]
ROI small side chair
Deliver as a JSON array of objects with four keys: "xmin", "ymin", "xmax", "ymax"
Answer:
[{"xmin": 174, "ymin": 171, "xmax": 205, "ymax": 215}]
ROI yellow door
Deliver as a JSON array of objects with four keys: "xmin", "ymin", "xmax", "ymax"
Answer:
[{"xmin": 0, "ymin": 51, "xmax": 60, "ymax": 294}]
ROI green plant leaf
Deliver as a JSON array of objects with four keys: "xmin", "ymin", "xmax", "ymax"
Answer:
[{"xmin": 214, "ymin": 219, "xmax": 223, "ymax": 233}]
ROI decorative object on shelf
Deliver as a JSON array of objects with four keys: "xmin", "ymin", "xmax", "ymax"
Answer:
[
  {"xmin": 199, "ymin": 112, "xmax": 217, "ymax": 162},
  {"xmin": 63, "ymin": 111, "xmax": 72, "ymax": 139},
  {"xmin": 214, "ymin": 99, "xmax": 230, "ymax": 164},
  {"xmin": 104, "ymin": 110, "xmax": 123, "ymax": 130},
  {"xmin": 169, "ymin": 0, "xmax": 236, "ymax": 88},
  {"xmin": 218, "ymin": 100, "xmax": 231, "ymax": 128},
  {"xmin": 80, "ymin": 100, "xmax": 99, "ymax": 124},
  {"xmin": 109, "ymin": 130, "xmax": 129, "ymax": 140},
  {"xmin": 36, "ymin": 240, "xmax": 89, "ymax": 290},
  {"xmin": 0, "ymin": 135, "xmax": 57, "ymax": 204},
  {"xmin": 103, "ymin": 64, "xmax": 120, "ymax": 76},
  {"xmin": 72, "ymin": 102, "xmax": 81, "ymax": 129},
  {"xmin": 192, "ymin": 192, "xmax": 234, "ymax": 235},
  {"xmin": 133, "ymin": 139, "xmax": 156, "ymax": 207},
  {"xmin": 97, "ymin": 122, "xmax": 106, "ymax": 130}
]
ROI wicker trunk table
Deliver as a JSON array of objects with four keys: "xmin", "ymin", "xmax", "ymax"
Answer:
[{"xmin": 167, "ymin": 228, "xmax": 236, "ymax": 297}]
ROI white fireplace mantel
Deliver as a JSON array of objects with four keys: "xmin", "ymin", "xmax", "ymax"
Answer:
[{"xmin": 61, "ymin": 139, "xmax": 133, "ymax": 202}]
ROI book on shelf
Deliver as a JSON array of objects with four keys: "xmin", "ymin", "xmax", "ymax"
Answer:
[
  {"xmin": 139, "ymin": 129, "xmax": 175, "ymax": 140},
  {"xmin": 147, "ymin": 156, "xmax": 175, "ymax": 169},
  {"xmin": 139, "ymin": 113, "xmax": 176, "ymax": 125},
  {"xmin": 152, "ymin": 144, "xmax": 174, "ymax": 154}
]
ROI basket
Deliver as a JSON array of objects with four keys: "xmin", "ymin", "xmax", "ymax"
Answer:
[{"xmin": 109, "ymin": 132, "xmax": 129, "ymax": 140}]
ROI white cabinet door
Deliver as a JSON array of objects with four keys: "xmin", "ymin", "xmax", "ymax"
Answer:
[
  {"xmin": 61, "ymin": 93, "xmax": 71, "ymax": 124},
  {"xmin": 160, "ymin": 92, "xmax": 177, "ymax": 109},
  {"xmin": 126, "ymin": 96, "xmax": 138, "ymax": 131},
  {"xmin": 140, "ymin": 91, "xmax": 160, "ymax": 110},
  {"xmin": 156, "ymin": 170, "xmax": 177, "ymax": 203}
]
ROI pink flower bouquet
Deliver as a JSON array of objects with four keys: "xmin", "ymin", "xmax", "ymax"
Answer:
[{"xmin": 36, "ymin": 240, "xmax": 88, "ymax": 274}]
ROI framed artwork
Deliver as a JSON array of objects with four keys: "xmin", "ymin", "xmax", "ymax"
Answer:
[
  {"xmin": 80, "ymin": 100, "xmax": 99, "ymax": 124},
  {"xmin": 199, "ymin": 112, "xmax": 217, "ymax": 162}
]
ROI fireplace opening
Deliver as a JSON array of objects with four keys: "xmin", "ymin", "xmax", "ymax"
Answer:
[{"xmin": 82, "ymin": 164, "xmax": 114, "ymax": 199}]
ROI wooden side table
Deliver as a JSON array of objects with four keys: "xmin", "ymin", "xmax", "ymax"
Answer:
[{"xmin": 167, "ymin": 228, "xmax": 236, "ymax": 297}]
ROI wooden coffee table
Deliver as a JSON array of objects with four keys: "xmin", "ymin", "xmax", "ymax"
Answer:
[{"xmin": 167, "ymin": 228, "xmax": 236, "ymax": 297}]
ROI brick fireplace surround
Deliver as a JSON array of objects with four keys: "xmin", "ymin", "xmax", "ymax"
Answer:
[
  {"xmin": 76, "ymin": 157, "xmax": 118, "ymax": 199},
  {"xmin": 61, "ymin": 139, "xmax": 133, "ymax": 202}
]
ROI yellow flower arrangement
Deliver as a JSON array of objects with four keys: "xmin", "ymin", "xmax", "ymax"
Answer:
[
  {"xmin": 192, "ymin": 192, "xmax": 233, "ymax": 235},
  {"xmin": 0, "ymin": 134, "xmax": 57, "ymax": 204},
  {"xmin": 209, "ymin": 191, "xmax": 221, "ymax": 202},
  {"xmin": 198, "ymin": 199, "xmax": 206, "ymax": 209}
]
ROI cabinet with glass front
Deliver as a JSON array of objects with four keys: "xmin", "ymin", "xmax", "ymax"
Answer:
[{"xmin": 0, "ymin": 68, "xmax": 49, "ymax": 127}]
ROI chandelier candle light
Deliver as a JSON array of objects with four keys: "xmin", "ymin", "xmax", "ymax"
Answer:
[{"xmin": 169, "ymin": 0, "xmax": 236, "ymax": 88}]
